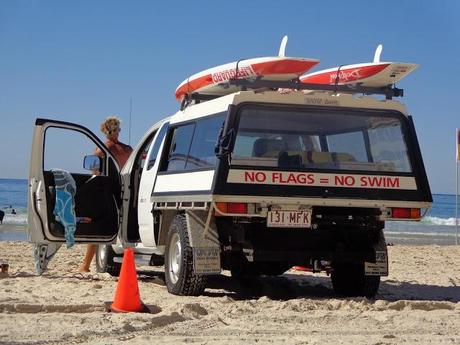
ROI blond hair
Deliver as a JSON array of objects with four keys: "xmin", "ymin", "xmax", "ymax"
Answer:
[{"xmin": 100, "ymin": 116, "xmax": 121, "ymax": 135}]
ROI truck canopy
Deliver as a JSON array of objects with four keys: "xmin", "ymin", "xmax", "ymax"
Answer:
[{"xmin": 153, "ymin": 90, "xmax": 431, "ymax": 207}]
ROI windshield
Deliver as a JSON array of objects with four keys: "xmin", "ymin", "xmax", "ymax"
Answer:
[{"xmin": 232, "ymin": 107, "xmax": 412, "ymax": 173}]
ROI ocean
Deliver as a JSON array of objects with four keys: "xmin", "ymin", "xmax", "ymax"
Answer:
[
  {"xmin": 0, "ymin": 178, "xmax": 459, "ymax": 244},
  {"xmin": 0, "ymin": 178, "xmax": 28, "ymax": 241}
]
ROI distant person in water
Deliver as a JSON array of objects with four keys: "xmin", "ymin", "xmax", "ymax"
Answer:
[
  {"xmin": 11, "ymin": 209, "xmax": 16, "ymax": 215},
  {"xmin": 78, "ymin": 116, "xmax": 133, "ymax": 273},
  {"xmin": 0, "ymin": 209, "xmax": 4, "ymax": 224}
]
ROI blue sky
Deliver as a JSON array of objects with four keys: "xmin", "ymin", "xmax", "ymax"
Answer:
[{"xmin": 0, "ymin": 1, "xmax": 459, "ymax": 193}]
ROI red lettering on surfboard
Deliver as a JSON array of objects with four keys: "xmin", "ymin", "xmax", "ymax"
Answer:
[
  {"xmin": 301, "ymin": 64, "xmax": 391, "ymax": 86},
  {"xmin": 329, "ymin": 68, "xmax": 362, "ymax": 83},
  {"xmin": 212, "ymin": 66, "xmax": 256, "ymax": 83}
]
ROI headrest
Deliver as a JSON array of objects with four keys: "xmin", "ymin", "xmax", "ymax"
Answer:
[
  {"xmin": 253, "ymin": 138, "xmax": 285, "ymax": 157},
  {"xmin": 252, "ymin": 138, "xmax": 268, "ymax": 157}
]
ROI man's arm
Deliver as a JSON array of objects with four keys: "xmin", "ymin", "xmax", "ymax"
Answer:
[
  {"xmin": 94, "ymin": 147, "xmax": 104, "ymax": 158},
  {"xmin": 93, "ymin": 146, "xmax": 107, "ymax": 175}
]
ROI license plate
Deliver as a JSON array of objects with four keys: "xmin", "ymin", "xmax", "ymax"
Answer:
[{"xmin": 267, "ymin": 210, "xmax": 312, "ymax": 228}]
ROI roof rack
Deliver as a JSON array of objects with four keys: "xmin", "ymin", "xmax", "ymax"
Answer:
[
  {"xmin": 180, "ymin": 78, "xmax": 403, "ymax": 110},
  {"xmin": 228, "ymin": 78, "xmax": 403, "ymax": 98}
]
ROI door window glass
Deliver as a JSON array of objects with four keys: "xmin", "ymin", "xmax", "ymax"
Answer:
[
  {"xmin": 44, "ymin": 127, "xmax": 99, "ymax": 174},
  {"xmin": 138, "ymin": 139, "xmax": 153, "ymax": 170},
  {"xmin": 147, "ymin": 123, "xmax": 169, "ymax": 170}
]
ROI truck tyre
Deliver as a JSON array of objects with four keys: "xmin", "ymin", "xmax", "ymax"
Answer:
[
  {"xmin": 331, "ymin": 262, "xmax": 380, "ymax": 298},
  {"xmin": 164, "ymin": 214, "xmax": 207, "ymax": 296},
  {"xmin": 95, "ymin": 244, "xmax": 122, "ymax": 277}
]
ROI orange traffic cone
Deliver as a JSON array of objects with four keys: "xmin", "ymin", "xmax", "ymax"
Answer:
[{"xmin": 108, "ymin": 248, "xmax": 149, "ymax": 313}]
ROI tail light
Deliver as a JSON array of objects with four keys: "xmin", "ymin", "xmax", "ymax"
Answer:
[
  {"xmin": 215, "ymin": 202, "xmax": 248, "ymax": 215},
  {"xmin": 391, "ymin": 207, "xmax": 421, "ymax": 219}
]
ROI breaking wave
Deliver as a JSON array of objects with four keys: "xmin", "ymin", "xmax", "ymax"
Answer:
[
  {"xmin": 2, "ymin": 213, "xmax": 27, "ymax": 225},
  {"xmin": 421, "ymin": 216, "xmax": 458, "ymax": 227}
]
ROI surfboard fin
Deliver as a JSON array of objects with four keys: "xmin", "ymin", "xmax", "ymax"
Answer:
[
  {"xmin": 278, "ymin": 35, "xmax": 288, "ymax": 57},
  {"xmin": 373, "ymin": 44, "xmax": 383, "ymax": 63}
]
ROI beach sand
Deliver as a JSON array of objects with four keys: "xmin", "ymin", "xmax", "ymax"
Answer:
[
  {"xmin": 0, "ymin": 225, "xmax": 28, "ymax": 242},
  {"xmin": 0, "ymin": 224, "xmax": 27, "ymax": 232},
  {"xmin": 1, "ymin": 242, "xmax": 459, "ymax": 344}
]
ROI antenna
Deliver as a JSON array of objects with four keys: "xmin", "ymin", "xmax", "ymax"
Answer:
[
  {"xmin": 278, "ymin": 35, "xmax": 288, "ymax": 57},
  {"xmin": 128, "ymin": 98, "xmax": 132, "ymax": 145}
]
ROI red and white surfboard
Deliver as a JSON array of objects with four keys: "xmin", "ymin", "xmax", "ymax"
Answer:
[
  {"xmin": 300, "ymin": 45, "xmax": 418, "ymax": 87},
  {"xmin": 175, "ymin": 36, "xmax": 319, "ymax": 101},
  {"xmin": 175, "ymin": 56, "xmax": 319, "ymax": 101}
]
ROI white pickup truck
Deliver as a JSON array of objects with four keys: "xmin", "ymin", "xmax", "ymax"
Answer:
[{"xmin": 27, "ymin": 82, "xmax": 432, "ymax": 297}]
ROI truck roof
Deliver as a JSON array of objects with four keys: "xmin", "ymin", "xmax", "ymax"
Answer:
[{"xmin": 169, "ymin": 90, "xmax": 408, "ymax": 125}]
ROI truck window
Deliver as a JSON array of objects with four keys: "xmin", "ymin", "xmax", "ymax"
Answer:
[
  {"xmin": 147, "ymin": 123, "xmax": 169, "ymax": 170},
  {"xmin": 232, "ymin": 106, "xmax": 412, "ymax": 173},
  {"xmin": 44, "ymin": 127, "xmax": 97, "ymax": 174},
  {"xmin": 368, "ymin": 125, "xmax": 411, "ymax": 172},
  {"xmin": 165, "ymin": 123, "xmax": 195, "ymax": 172},
  {"xmin": 186, "ymin": 115, "xmax": 225, "ymax": 170},
  {"xmin": 162, "ymin": 114, "xmax": 226, "ymax": 172},
  {"xmin": 327, "ymin": 131, "xmax": 368, "ymax": 162}
]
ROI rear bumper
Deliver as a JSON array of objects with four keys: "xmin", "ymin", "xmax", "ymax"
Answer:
[
  {"xmin": 212, "ymin": 194, "xmax": 432, "ymax": 210},
  {"xmin": 151, "ymin": 194, "xmax": 431, "ymax": 214}
]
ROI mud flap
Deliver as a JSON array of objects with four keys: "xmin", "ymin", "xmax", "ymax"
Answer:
[
  {"xmin": 186, "ymin": 210, "xmax": 221, "ymax": 275},
  {"xmin": 364, "ymin": 231, "xmax": 388, "ymax": 276},
  {"xmin": 34, "ymin": 243, "xmax": 62, "ymax": 275}
]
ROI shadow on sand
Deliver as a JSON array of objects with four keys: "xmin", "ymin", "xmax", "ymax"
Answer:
[{"xmin": 137, "ymin": 269, "xmax": 460, "ymax": 302}]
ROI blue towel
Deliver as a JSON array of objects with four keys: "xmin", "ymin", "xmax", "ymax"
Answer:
[{"xmin": 51, "ymin": 169, "xmax": 77, "ymax": 248}]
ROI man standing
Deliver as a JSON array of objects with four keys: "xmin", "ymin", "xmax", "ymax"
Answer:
[{"xmin": 78, "ymin": 116, "xmax": 133, "ymax": 272}]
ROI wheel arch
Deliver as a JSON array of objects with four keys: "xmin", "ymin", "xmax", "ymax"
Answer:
[{"xmin": 156, "ymin": 210, "xmax": 181, "ymax": 247}]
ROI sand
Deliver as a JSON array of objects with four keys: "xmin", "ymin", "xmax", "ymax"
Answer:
[
  {"xmin": 0, "ymin": 224, "xmax": 27, "ymax": 232},
  {"xmin": 0, "ymin": 242, "xmax": 459, "ymax": 345}
]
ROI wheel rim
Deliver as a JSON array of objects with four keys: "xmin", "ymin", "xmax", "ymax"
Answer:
[
  {"xmin": 97, "ymin": 245, "xmax": 108, "ymax": 267},
  {"xmin": 168, "ymin": 233, "xmax": 182, "ymax": 284}
]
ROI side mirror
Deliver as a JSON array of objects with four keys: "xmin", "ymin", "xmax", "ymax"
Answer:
[{"xmin": 83, "ymin": 155, "xmax": 102, "ymax": 172}]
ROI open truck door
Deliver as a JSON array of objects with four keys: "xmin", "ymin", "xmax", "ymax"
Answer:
[{"xmin": 27, "ymin": 118, "xmax": 122, "ymax": 274}]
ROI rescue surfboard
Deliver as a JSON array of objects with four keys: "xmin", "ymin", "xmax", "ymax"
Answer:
[
  {"xmin": 175, "ymin": 36, "xmax": 319, "ymax": 101},
  {"xmin": 299, "ymin": 44, "xmax": 418, "ymax": 87}
]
